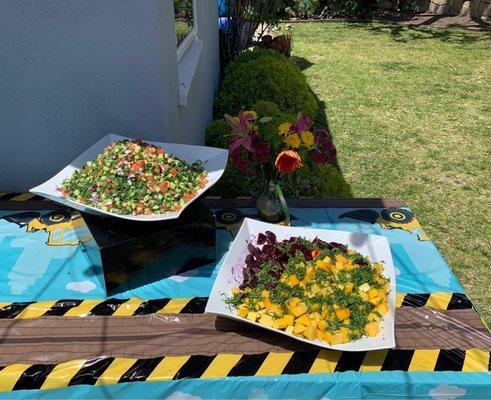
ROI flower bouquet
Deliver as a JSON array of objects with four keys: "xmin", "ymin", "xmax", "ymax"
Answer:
[{"xmin": 224, "ymin": 110, "xmax": 337, "ymax": 223}]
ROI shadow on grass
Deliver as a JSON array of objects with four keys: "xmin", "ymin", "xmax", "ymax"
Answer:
[
  {"xmin": 292, "ymin": 56, "xmax": 353, "ymax": 199},
  {"xmin": 365, "ymin": 24, "xmax": 491, "ymax": 44}
]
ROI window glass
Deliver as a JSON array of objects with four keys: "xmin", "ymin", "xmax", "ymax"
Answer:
[{"xmin": 174, "ymin": 0, "xmax": 194, "ymax": 47}]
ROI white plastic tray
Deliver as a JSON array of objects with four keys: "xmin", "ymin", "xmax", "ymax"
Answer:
[
  {"xmin": 206, "ymin": 218, "xmax": 396, "ymax": 351},
  {"xmin": 30, "ymin": 134, "xmax": 229, "ymax": 221}
]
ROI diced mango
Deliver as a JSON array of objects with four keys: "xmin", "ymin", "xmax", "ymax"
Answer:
[
  {"xmin": 289, "ymin": 298, "xmax": 301, "ymax": 307},
  {"xmin": 360, "ymin": 291, "xmax": 369, "ymax": 301},
  {"xmin": 368, "ymin": 288, "xmax": 379, "ymax": 299},
  {"xmin": 316, "ymin": 329, "xmax": 325, "ymax": 340},
  {"xmin": 259, "ymin": 314, "xmax": 274, "ymax": 327},
  {"xmin": 359, "ymin": 283, "xmax": 371, "ymax": 292},
  {"xmin": 285, "ymin": 325, "xmax": 294, "ymax": 335},
  {"xmin": 344, "ymin": 283, "xmax": 354, "ymax": 293},
  {"xmin": 273, "ymin": 316, "xmax": 289, "ymax": 329},
  {"xmin": 335, "ymin": 308, "xmax": 351, "ymax": 321},
  {"xmin": 310, "ymin": 312, "xmax": 321, "ymax": 323},
  {"xmin": 339, "ymin": 327, "xmax": 351, "ymax": 342},
  {"xmin": 368, "ymin": 312, "xmax": 380, "ymax": 322},
  {"xmin": 295, "ymin": 314, "xmax": 311, "ymax": 326},
  {"xmin": 310, "ymin": 303, "xmax": 321, "ymax": 312},
  {"xmin": 246, "ymin": 312, "xmax": 257, "ymax": 322},
  {"xmin": 316, "ymin": 260, "xmax": 330, "ymax": 270},
  {"xmin": 238, "ymin": 308, "xmax": 248, "ymax": 318},
  {"xmin": 289, "ymin": 275, "xmax": 300, "ymax": 286},
  {"xmin": 293, "ymin": 323, "xmax": 307, "ymax": 334},
  {"xmin": 377, "ymin": 302, "xmax": 389, "ymax": 316},
  {"xmin": 311, "ymin": 284, "xmax": 321, "ymax": 295},
  {"xmin": 330, "ymin": 331, "xmax": 345, "ymax": 344},
  {"xmin": 264, "ymin": 298, "xmax": 273, "ymax": 310},
  {"xmin": 318, "ymin": 319, "xmax": 328, "ymax": 331},
  {"xmin": 283, "ymin": 315, "xmax": 294, "ymax": 326},
  {"xmin": 303, "ymin": 324, "xmax": 317, "ymax": 340},
  {"xmin": 292, "ymin": 302, "xmax": 308, "ymax": 317},
  {"xmin": 231, "ymin": 288, "xmax": 241, "ymax": 295},
  {"xmin": 268, "ymin": 304, "xmax": 284, "ymax": 317},
  {"xmin": 365, "ymin": 322, "xmax": 380, "ymax": 337},
  {"xmin": 369, "ymin": 296, "xmax": 383, "ymax": 306},
  {"xmin": 374, "ymin": 263, "xmax": 383, "ymax": 274},
  {"xmin": 323, "ymin": 331, "xmax": 335, "ymax": 344},
  {"xmin": 335, "ymin": 254, "xmax": 349, "ymax": 265}
]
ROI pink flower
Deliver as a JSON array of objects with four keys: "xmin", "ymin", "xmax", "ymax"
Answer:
[
  {"xmin": 225, "ymin": 111, "xmax": 257, "ymax": 154},
  {"xmin": 290, "ymin": 114, "xmax": 311, "ymax": 135}
]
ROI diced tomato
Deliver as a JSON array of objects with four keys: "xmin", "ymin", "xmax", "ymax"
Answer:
[
  {"xmin": 159, "ymin": 181, "xmax": 170, "ymax": 192},
  {"xmin": 170, "ymin": 168, "xmax": 178, "ymax": 177},
  {"xmin": 183, "ymin": 192, "xmax": 194, "ymax": 202},
  {"xmin": 157, "ymin": 148, "xmax": 164, "ymax": 155},
  {"xmin": 171, "ymin": 204, "xmax": 182, "ymax": 212},
  {"xmin": 311, "ymin": 249, "xmax": 320, "ymax": 258},
  {"xmin": 130, "ymin": 160, "xmax": 145, "ymax": 172},
  {"xmin": 199, "ymin": 176, "xmax": 208, "ymax": 188},
  {"xmin": 146, "ymin": 146, "xmax": 156, "ymax": 154}
]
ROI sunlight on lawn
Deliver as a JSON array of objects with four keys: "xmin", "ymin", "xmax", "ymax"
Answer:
[{"xmin": 292, "ymin": 22, "xmax": 491, "ymax": 325}]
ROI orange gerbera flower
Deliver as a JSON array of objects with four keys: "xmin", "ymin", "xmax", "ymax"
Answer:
[{"xmin": 275, "ymin": 150, "xmax": 303, "ymax": 174}]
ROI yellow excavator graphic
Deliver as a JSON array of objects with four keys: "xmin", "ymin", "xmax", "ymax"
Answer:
[
  {"xmin": 1, "ymin": 210, "xmax": 82, "ymax": 246},
  {"xmin": 339, "ymin": 207, "xmax": 430, "ymax": 241}
]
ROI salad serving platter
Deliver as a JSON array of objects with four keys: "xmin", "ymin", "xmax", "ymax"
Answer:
[
  {"xmin": 205, "ymin": 219, "xmax": 397, "ymax": 352},
  {"xmin": 30, "ymin": 134, "xmax": 229, "ymax": 221}
]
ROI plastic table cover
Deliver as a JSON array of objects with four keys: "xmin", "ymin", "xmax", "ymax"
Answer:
[{"xmin": 0, "ymin": 194, "xmax": 489, "ymax": 400}]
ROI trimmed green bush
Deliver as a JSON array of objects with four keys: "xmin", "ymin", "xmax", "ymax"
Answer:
[
  {"xmin": 214, "ymin": 49, "xmax": 318, "ymax": 119},
  {"xmin": 205, "ymin": 119, "xmax": 229, "ymax": 149},
  {"xmin": 281, "ymin": 163, "xmax": 352, "ymax": 197}
]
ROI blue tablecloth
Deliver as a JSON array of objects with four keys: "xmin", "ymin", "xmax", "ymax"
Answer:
[{"xmin": 0, "ymin": 200, "xmax": 489, "ymax": 399}]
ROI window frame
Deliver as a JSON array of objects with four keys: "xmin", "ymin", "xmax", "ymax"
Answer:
[{"xmin": 176, "ymin": 0, "xmax": 198, "ymax": 61}]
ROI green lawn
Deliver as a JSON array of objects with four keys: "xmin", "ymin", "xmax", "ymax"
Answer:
[{"xmin": 291, "ymin": 22, "xmax": 491, "ymax": 325}]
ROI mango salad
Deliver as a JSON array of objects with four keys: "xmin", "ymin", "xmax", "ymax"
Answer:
[{"xmin": 227, "ymin": 231, "xmax": 390, "ymax": 345}]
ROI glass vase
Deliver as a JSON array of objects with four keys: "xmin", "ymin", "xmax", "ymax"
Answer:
[{"xmin": 256, "ymin": 181, "xmax": 290, "ymax": 224}]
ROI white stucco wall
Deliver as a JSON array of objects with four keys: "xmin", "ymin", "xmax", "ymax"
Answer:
[{"xmin": 0, "ymin": 0, "xmax": 219, "ymax": 191}]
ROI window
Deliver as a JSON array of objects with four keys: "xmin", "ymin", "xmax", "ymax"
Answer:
[{"xmin": 174, "ymin": 0, "xmax": 197, "ymax": 60}]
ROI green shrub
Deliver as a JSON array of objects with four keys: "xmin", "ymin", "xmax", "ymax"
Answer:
[
  {"xmin": 281, "ymin": 163, "xmax": 352, "ymax": 197},
  {"xmin": 215, "ymin": 49, "xmax": 318, "ymax": 119},
  {"xmin": 206, "ymin": 98, "xmax": 348, "ymax": 198},
  {"xmin": 205, "ymin": 119, "xmax": 229, "ymax": 149},
  {"xmin": 285, "ymin": 0, "xmax": 321, "ymax": 19}
]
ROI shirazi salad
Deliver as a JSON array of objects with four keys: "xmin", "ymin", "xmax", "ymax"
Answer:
[
  {"xmin": 59, "ymin": 139, "xmax": 208, "ymax": 215},
  {"xmin": 227, "ymin": 231, "xmax": 390, "ymax": 345}
]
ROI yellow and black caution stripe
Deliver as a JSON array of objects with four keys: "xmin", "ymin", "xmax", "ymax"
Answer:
[
  {"xmin": 0, "ymin": 293, "xmax": 473, "ymax": 320},
  {"xmin": 0, "ymin": 348, "xmax": 489, "ymax": 392},
  {"xmin": 0, "ymin": 193, "xmax": 46, "ymax": 201},
  {"xmin": 395, "ymin": 292, "xmax": 474, "ymax": 310},
  {"xmin": 0, "ymin": 297, "xmax": 209, "ymax": 319}
]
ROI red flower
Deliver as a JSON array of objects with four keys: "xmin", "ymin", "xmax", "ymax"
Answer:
[
  {"xmin": 250, "ymin": 134, "xmax": 270, "ymax": 165},
  {"xmin": 275, "ymin": 150, "xmax": 303, "ymax": 174},
  {"xmin": 309, "ymin": 129, "xmax": 337, "ymax": 164}
]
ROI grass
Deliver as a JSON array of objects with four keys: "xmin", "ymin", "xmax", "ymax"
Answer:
[{"xmin": 291, "ymin": 22, "xmax": 491, "ymax": 325}]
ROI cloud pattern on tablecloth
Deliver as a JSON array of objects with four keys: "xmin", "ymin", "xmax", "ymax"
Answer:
[
  {"xmin": 164, "ymin": 391, "xmax": 201, "ymax": 400},
  {"xmin": 66, "ymin": 280, "xmax": 97, "ymax": 293},
  {"xmin": 429, "ymin": 384, "xmax": 466, "ymax": 400}
]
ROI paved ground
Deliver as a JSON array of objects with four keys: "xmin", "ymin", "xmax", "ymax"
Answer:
[{"xmin": 397, "ymin": 13, "xmax": 490, "ymax": 30}]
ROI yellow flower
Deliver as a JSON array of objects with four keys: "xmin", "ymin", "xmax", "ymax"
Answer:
[
  {"xmin": 300, "ymin": 131, "xmax": 315, "ymax": 147},
  {"xmin": 278, "ymin": 122, "xmax": 292, "ymax": 136},
  {"xmin": 284, "ymin": 133, "xmax": 301, "ymax": 149}
]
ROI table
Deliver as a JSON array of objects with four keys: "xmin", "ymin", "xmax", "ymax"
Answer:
[{"xmin": 0, "ymin": 194, "xmax": 489, "ymax": 399}]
